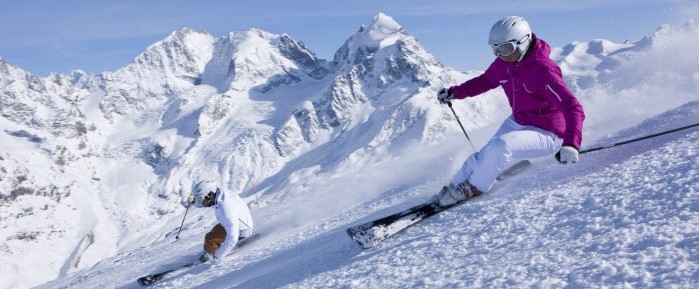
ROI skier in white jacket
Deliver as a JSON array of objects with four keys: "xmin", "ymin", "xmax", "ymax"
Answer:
[{"xmin": 188, "ymin": 180, "xmax": 254, "ymax": 263}]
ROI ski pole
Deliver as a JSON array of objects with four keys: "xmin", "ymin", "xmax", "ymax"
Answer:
[
  {"xmin": 447, "ymin": 101, "xmax": 477, "ymax": 152},
  {"xmin": 555, "ymin": 121, "xmax": 699, "ymax": 162},
  {"xmin": 579, "ymin": 121, "xmax": 699, "ymax": 155},
  {"xmin": 175, "ymin": 202, "xmax": 191, "ymax": 240}
]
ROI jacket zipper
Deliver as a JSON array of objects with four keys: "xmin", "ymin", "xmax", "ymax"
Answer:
[{"xmin": 511, "ymin": 70, "xmax": 516, "ymax": 112}]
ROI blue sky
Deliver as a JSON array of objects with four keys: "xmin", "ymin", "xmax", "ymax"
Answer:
[{"xmin": 0, "ymin": 0, "xmax": 696, "ymax": 76}]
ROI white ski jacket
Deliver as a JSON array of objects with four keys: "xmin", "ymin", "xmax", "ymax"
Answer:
[{"xmin": 212, "ymin": 190, "xmax": 253, "ymax": 258}]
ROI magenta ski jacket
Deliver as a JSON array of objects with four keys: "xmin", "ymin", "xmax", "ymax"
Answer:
[{"xmin": 450, "ymin": 34, "xmax": 585, "ymax": 149}]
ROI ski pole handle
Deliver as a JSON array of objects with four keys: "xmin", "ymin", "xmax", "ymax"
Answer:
[{"xmin": 175, "ymin": 202, "xmax": 191, "ymax": 240}]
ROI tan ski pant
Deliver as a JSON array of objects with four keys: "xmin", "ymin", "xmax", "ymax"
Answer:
[{"xmin": 204, "ymin": 223, "xmax": 246, "ymax": 254}]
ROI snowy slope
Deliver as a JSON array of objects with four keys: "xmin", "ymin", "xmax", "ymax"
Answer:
[
  {"xmin": 2, "ymin": 14, "xmax": 698, "ymax": 289},
  {"xmin": 35, "ymin": 104, "xmax": 699, "ymax": 289}
]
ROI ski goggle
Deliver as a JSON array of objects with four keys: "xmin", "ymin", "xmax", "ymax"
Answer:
[
  {"xmin": 491, "ymin": 41, "xmax": 517, "ymax": 57},
  {"xmin": 490, "ymin": 34, "xmax": 530, "ymax": 57},
  {"xmin": 190, "ymin": 190, "xmax": 216, "ymax": 207},
  {"xmin": 193, "ymin": 194, "xmax": 210, "ymax": 204}
]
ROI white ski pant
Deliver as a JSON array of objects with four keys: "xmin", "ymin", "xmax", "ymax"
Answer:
[{"xmin": 451, "ymin": 115, "xmax": 563, "ymax": 192}]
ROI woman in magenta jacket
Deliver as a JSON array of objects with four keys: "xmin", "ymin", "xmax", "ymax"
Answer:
[{"xmin": 435, "ymin": 16, "xmax": 585, "ymax": 207}]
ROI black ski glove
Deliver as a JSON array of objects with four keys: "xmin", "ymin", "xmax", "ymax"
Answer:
[{"xmin": 437, "ymin": 88, "xmax": 454, "ymax": 104}]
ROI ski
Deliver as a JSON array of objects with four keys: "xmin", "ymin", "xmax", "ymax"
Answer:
[
  {"xmin": 137, "ymin": 234, "xmax": 260, "ymax": 286},
  {"xmin": 347, "ymin": 160, "xmax": 530, "ymax": 249},
  {"xmin": 137, "ymin": 261, "xmax": 198, "ymax": 286},
  {"xmin": 346, "ymin": 193, "xmax": 479, "ymax": 249}
]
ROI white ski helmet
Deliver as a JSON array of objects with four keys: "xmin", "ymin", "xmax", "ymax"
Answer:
[
  {"xmin": 191, "ymin": 180, "xmax": 219, "ymax": 208},
  {"xmin": 488, "ymin": 16, "xmax": 532, "ymax": 58}
]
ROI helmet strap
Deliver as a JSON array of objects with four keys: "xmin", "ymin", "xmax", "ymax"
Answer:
[{"xmin": 517, "ymin": 34, "xmax": 533, "ymax": 62}]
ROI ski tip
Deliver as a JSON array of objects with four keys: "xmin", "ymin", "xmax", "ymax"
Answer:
[
  {"xmin": 345, "ymin": 228, "xmax": 353, "ymax": 238},
  {"xmin": 346, "ymin": 227, "xmax": 376, "ymax": 249},
  {"xmin": 137, "ymin": 276, "xmax": 156, "ymax": 287}
]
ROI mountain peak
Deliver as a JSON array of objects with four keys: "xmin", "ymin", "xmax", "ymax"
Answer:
[
  {"xmin": 352, "ymin": 13, "xmax": 403, "ymax": 45},
  {"xmin": 365, "ymin": 13, "xmax": 402, "ymax": 39},
  {"xmin": 228, "ymin": 28, "xmax": 277, "ymax": 44},
  {"xmin": 334, "ymin": 13, "xmax": 406, "ymax": 65}
]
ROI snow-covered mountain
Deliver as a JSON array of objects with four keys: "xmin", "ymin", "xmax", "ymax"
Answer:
[{"xmin": 1, "ymin": 13, "xmax": 698, "ymax": 289}]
